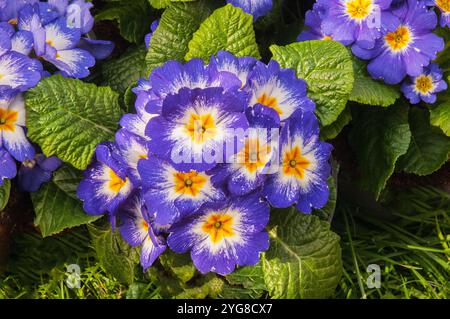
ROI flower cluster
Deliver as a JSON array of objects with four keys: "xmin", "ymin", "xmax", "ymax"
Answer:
[
  {"xmin": 298, "ymin": 0, "xmax": 448, "ymax": 103},
  {"xmin": 77, "ymin": 51, "xmax": 333, "ymax": 275},
  {"xmin": 0, "ymin": 0, "xmax": 113, "ymax": 190}
]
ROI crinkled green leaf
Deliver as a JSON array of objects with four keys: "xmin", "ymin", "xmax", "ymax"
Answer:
[
  {"xmin": 270, "ymin": 40, "xmax": 354, "ymax": 126},
  {"xmin": 149, "ymin": 0, "xmax": 195, "ymax": 9},
  {"xmin": 430, "ymin": 98, "xmax": 450, "ymax": 137},
  {"xmin": 159, "ymin": 251, "xmax": 197, "ymax": 283},
  {"xmin": 222, "ymin": 264, "xmax": 267, "ymax": 298},
  {"xmin": 96, "ymin": 0, "xmax": 152, "ymax": 43},
  {"xmin": 185, "ymin": 4, "xmax": 260, "ymax": 61},
  {"xmin": 98, "ymin": 45, "xmax": 148, "ymax": 95},
  {"xmin": 226, "ymin": 264, "xmax": 266, "ymax": 290},
  {"xmin": 350, "ymin": 56, "xmax": 400, "ymax": 107},
  {"xmin": 397, "ymin": 108, "xmax": 450, "ymax": 176},
  {"xmin": 218, "ymin": 283, "xmax": 265, "ymax": 299},
  {"xmin": 89, "ymin": 224, "xmax": 140, "ymax": 284},
  {"xmin": 32, "ymin": 166, "xmax": 100, "ymax": 237},
  {"xmin": 123, "ymin": 82, "xmax": 138, "ymax": 113},
  {"xmin": 261, "ymin": 208, "xmax": 342, "ymax": 299},
  {"xmin": 175, "ymin": 275, "xmax": 224, "ymax": 299},
  {"xmin": 349, "ymin": 103, "xmax": 411, "ymax": 198},
  {"xmin": 320, "ymin": 106, "xmax": 352, "ymax": 140},
  {"xmin": 146, "ymin": 0, "xmax": 218, "ymax": 72},
  {"xmin": 26, "ymin": 75, "xmax": 123, "ymax": 170},
  {"xmin": 0, "ymin": 179, "xmax": 11, "ymax": 211}
]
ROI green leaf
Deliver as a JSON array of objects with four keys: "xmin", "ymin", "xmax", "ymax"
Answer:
[
  {"xmin": 226, "ymin": 264, "xmax": 266, "ymax": 290},
  {"xmin": 149, "ymin": 0, "xmax": 195, "ymax": 9},
  {"xmin": 430, "ymin": 100, "xmax": 450, "ymax": 137},
  {"xmin": 350, "ymin": 56, "xmax": 400, "ymax": 107},
  {"xmin": 0, "ymin": 179, "xmax": 11, "ymax": 211},
  {"xmin": 32, "ymin": 166, "xmax": 100, "ymax": 237},
  {"xmin": 98, "ymin": 45, "xmax": 148, "ymax": 95},
  {"xmin": 123, "ymin": 83, "xmax": 138, "ymax": 113},
  {"xmin": 89, "ymin": 224, "xmax": 140, "ymax": 284},
  {"xmin": 221, "ymin": 264, "xmax": 267, "ymax": 298},
  {"xmin": 159, "ymin": 251, "xmax": 197, "ymax": 283},
  {"xmin": 126, "ymin": 282, "xmax": 158, "ymax": 299},
  {"xmin": 270, "ymin": 40, "xmax": 354, "ymax": 126},
  {"xmin": 261, "ymin": 209, "xmax": 342, "ymax": 299},
  {"xmin": 146, "ymin": 0, "xmax": 218, "ymax": 72},
  {"xmin": 26, "ymin": 75, "xmax": 123, "ymax": 170},
  {"xmin": 185, "ymin": 4, "xmax": 260, "ymax": 62},
  {"xmin": 320, "ymin": 106, "xmax": 352, "ymax": 140},
  {"xmin": 348, "ymin": 103, "xmax": 411, "ymax": 198},
  {"xmin": 96, "ymin": 0, "xmax": 152, "ymax": 43},
  {"xmin": 149, "ymin": 0, "xmax": 171, "ymax": 8},
  {"xmin": 397, "ymin": 108, "xmax": 450, "ymax": 176}
]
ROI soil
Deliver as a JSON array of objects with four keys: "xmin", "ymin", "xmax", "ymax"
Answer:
[{"xmin": 0, "ymin": 181, "xmax": 35, "ymax": 271}]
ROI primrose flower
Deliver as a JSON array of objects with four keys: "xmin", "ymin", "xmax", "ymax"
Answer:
[
  {"xmin": 77, "ymin": 143, "xmax": 133, "ymax": 216},
  {"xmin": 424, "ymin": 0, "xmax": 450, "ymax": 27},
  {"xmin": 16, "ymin": 3, "xmax": 47, "ymax": 56},
  {"xmin": 0, "ymin": 0, "xmax": 37, "ymax": 22},
  {"xmin": 66, "ymin": 0, "xmax": 94, "ymax": 34},
  {"xmin": 146, "ymin": 87, "xmax": 249, "ymax": 172},
  {"xmin": 0, "ymin": 91, "xmax": 35, "ymax": 162},
  {"xmin": 317, "ymin": 0, "xmax": 393, "ymax": 48},
  {"xmin": 119, "ymin": 194, "xmax": 166, "ymax": 270},
  {"xmin": 114, "ymin": 129, "xmax": 149, "ymax": 187},
  {"xmin": 247, "ymin": 60, "xmax": 315, "ymax": 122},
  {"xmin": 0, "ymin": 30, "xmax": 41, "ymax": 92},
  {"xmin": 297, "ymin": 4, "xmax": 334, "ymax": 42},
  {"xmin": 137, "ymin": 58, "xmax": 241, "ymax": 114},
  {"xmin": 352, "ymin": 0, "xmax": 444, "ymax": 84},
  {"xmin": 18, "ymin": 153, "xmax": 62, "ymax": 192},
  {"xmin": 77, "ymin": 52, "xmax": 332, "ymax": 274},
  {"xmin": 137, "ymin": 155, "xmax": 226, "ymax": 226},
  {"xmin": 10, "ymin": 30, "xmax": 35, "ymax": 56},
  {"xmin": 401, "ymin": 63, "xmax": 448, "ymax": 104},
  {"xmin": 145, "ymin": 20, "xmax": 159, "ymax": 49},
  {"xmin": 208, "ymin": 50, "xmax": 258, "ymax": 89},
  {"xmin": 209, "ymin": 104, "xmax": 280, "ymax": 197},
  {"xmin": 41, "ymin": 17, "xmax": 95, "ymax": 78},
  {"xmin": 227, "ymin": 0, "xmax": 273, "ymax": 20},
  {"xmin": 167, "ymin": 193, "xmax": 270, "ymax": 275},
  {"xmin": 120, "ymin": 89, "xmax": 156, "ymax": 140},
  {"xmin": 263, "ymin": 109, "xmax": 332, "ymax": 213},
  {"xmin": 0, "ymin": 147, "xmax": 17, "ymax": 185},
  {"xmin": 9, "ymin": 1, "xmax": 113, "ymax": 79}
]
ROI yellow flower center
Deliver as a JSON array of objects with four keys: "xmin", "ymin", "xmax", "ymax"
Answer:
[
  {"xmin": 236, "ymin": 138, "xmax": 271, "ymax": 174},
  {"xmin": 8, "ymin": 19, "xmax": 17, "ymax": 25},
  {"xmin": 385, "ymin": 26, "xmax": 411, "ymax": 52},
  {"xmin": 414, "ymin": 75, "xmax": 434, "ymax": 94},
  {"xmin": 173, "ymin": 171, "xmax": 207, "ymax": 197},
  {"xmin": 23, "ymin": 159, "xmax": 36, "ymax": 168},
  {"xmin": 345, "ymin": 0, "xmax": 373, "ymax": 20},
  {"xmin": 257, "ymin": 93, "xmax": 283, "ymax": 115},
  {"xmin": 141, "ymin": 220, "xmax": 149, "ymax": 232},
  {"xmin": 201, "ymin": 213, "xmax": 235, "ymax": 243},
  {"xmin": 0, "ymin": 108, "xmax": 18, "ymax": 132},
  {"xmin": 283, "ymin": 146, "xmax": 310, "ymax": 179},
  {"xmin": 437, "ymin": 0, "xmax": 450, "ymax": 12},
  {"xmin": 322, "ymin": 35, "xmax": 333, "ymax": 41},
  {"xmin": 108, "ymin": 169, "xmax": 128, "ymax": 194},
  {"xmin": 185, "ymin": 113, "xmax": 217, "ymax": 144}
]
